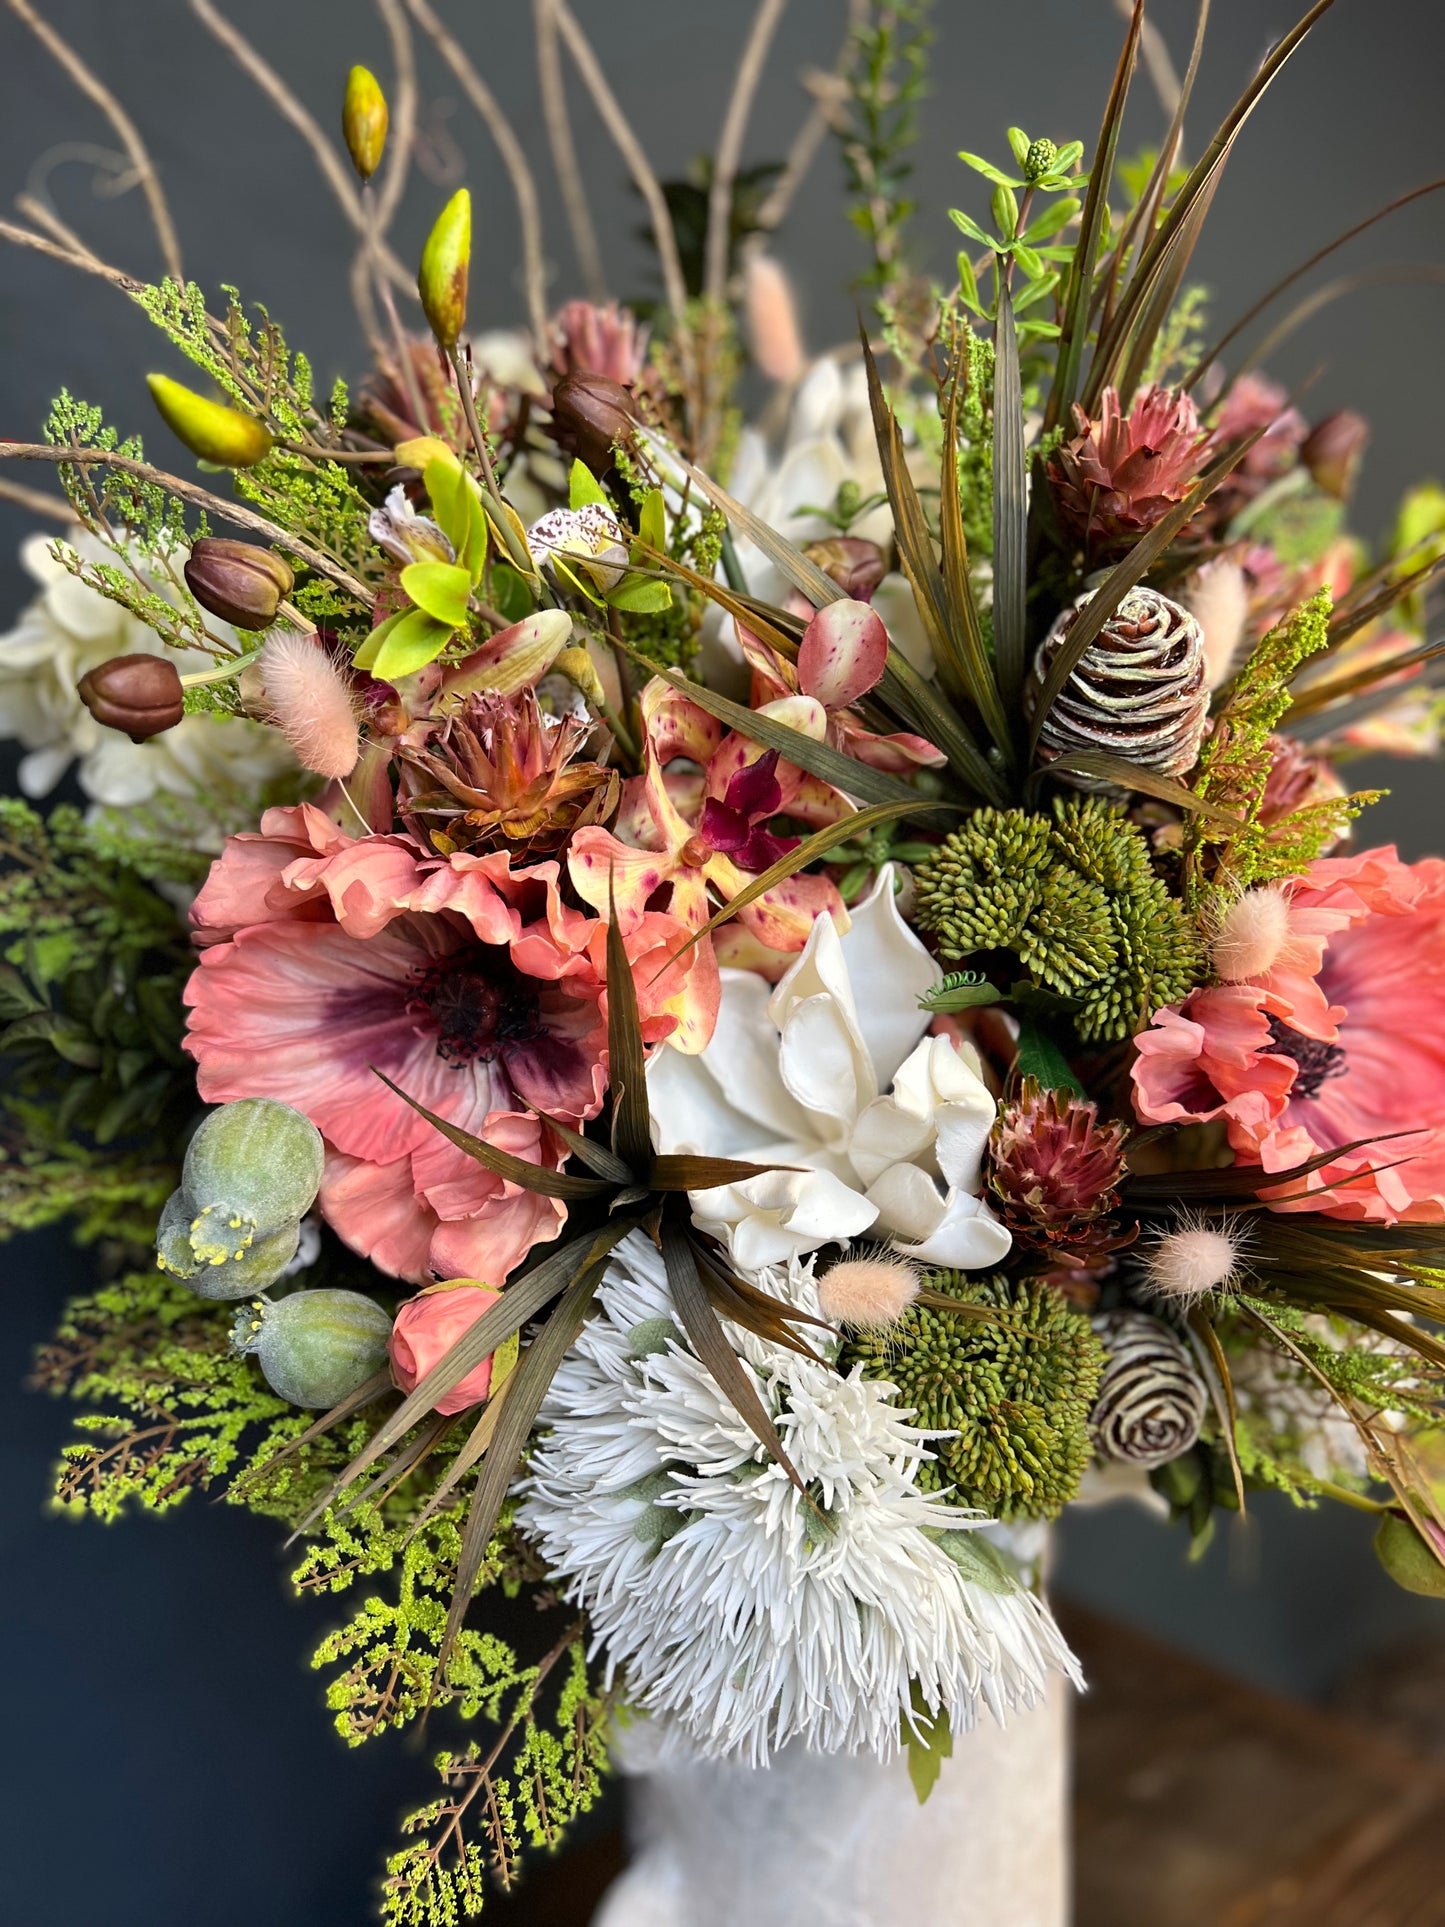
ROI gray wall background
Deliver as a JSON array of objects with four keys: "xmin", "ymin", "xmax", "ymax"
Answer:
[{"xmin": 0, "ymin": 4, "xmax": 1442, "ymax": 1922}]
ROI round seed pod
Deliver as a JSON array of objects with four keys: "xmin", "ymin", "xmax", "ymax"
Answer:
[
  {"xmin": 1374, "ymin": 1513, "xmax": 1445, "ymax": 1598},
  {"xmin": 1028, "ymin": 585, "xmax": 1208, "ymax": 789},
  {"xmin": 550, "ymin": 369, "xmax": 637, "ymax": 475},
  {"xmin": 234, "ymin": 1288, "xmax": 392, "ymax": 1409},
  {"xmin": 156, "ymin": 1186, "xmax": 302, "ymax": 1298},
  {"xmin": 76, "ymin": 654, "xmax": 185, "ymax": 741},
  {"xmin": 184, "ymin": 537, "xmax": 294, "ymax": 630},
  {"xmin": 1090, "ymin": 1308, "xmax": 1207, "ymax": 1469},
  {"xmin": 183, "ymin": 1098, "xmax": 325, "ymax": 1234}
]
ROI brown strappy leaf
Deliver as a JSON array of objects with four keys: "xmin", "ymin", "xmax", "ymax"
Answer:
[{"xmin": 371, "ymin": 1068, "xmax": 610, "ymax": 1200}]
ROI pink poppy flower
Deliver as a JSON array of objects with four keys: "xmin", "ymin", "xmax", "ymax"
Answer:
[
  {"xmin": 390, "ymin": 1281, "xmax": 504, "ymax": 1414},
  {"xmin": 185, "ymin": 804, "xmax": 717, "ymax": 1281},
  {"xmin": 1131, "ymin": 847, "xmax": 1445, "ymax": 1221}
]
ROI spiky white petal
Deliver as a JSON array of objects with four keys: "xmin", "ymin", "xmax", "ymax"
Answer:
[{"xmin": 517, "ymin": 1232, "xmax": 1079, "ymax": 1766}]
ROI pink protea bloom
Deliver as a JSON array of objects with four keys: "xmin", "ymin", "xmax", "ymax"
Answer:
[
  {"xmin": 1131, "ymin": 847, "xmax": 1445, "ymax": 1221},
  {"xmin": 185, "ymin": 804, "xmax": 717, "ymax": 1281},
  {"xmin": 548, "ymin": 299, "xmax": 649, "ymax": 386},
  {"xmin": 390, "ymin": 1281, "xmax": 504, "ymax": 1414},
  {"xmin": 1047, "ymin": 383, "xmax": 1210, "ymax": 559}
]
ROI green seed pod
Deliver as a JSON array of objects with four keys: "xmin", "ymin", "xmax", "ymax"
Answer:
[
  {"xmin": 183, "ymin": 1098, "xmax": 325, "ymax": 1232},
  {"xmin": 156, "ymin": 1186, "xmax": 302, "ymax": 1298},
  {"xmin": 233, "ymin": 1288, "xmax": 393, "ymax": 1408},
  {"xmin": 342, "ymin": 64, "xmax": 389, "ymax": 181},
  {"xmin": 1374, "ymin": 1512, "xmax": 1445, "ymax": 1598},
  {"xmin": 147, "ymin": 374, "xmax": 274, "ymax": 468},
  {"xmin": 418, "ymin": 188, "xmax": 471, "ymax": 352}
]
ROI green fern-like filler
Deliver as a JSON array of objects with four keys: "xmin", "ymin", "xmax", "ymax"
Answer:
[
  {"xmin": 841, "ymin": 1272, "xmax": 1104, "ymax": 1518},
  {"xmin": 912, "ymin": 795, "xmax": 1204, "ymax": 1041},
  {"xmin": 383, "ymin": 1636, "xmax": 610, "ymax": 1925},
  {"xmin": 1184, "ymin": 591, "xmax": 1374, "ymax": 913}
]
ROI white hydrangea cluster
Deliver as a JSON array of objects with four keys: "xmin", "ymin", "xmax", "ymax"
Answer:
[{"xmin": 517, "ymin": 1232, "xmax": 1080, "ymax": 1767}]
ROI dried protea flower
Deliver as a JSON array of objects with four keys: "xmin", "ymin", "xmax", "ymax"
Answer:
[
  {"xmin": 803, "ymin": 536, "xmax": 889, "ymax": 602},
  {"xmin": 1212, "ymin": 372, "xmax": 1306, "ymax": 482},
  {"xmin": 988, "ymin": 1078, "xmax": 1129, "ymax": 1268},
  {"xmin": 398, "ymin": 687, "xmax": 618, "ymax": 856},
  {"xmin": 1090, "ymin": 1310, "xmax": 1208, "ymax": 1468},
  {"xmin": 359, "ymin": 340, "xmax": 463, "ymax": 447},
  {"xmin": 1047, "ymin": 383, "xmax": 1209, "ymax": 560},
  {"xmin": 1029, "ymin": 585, "xmax": 1209, "ymax": 784},
  {"xmin": 1257, "ymin": 731, "xmax": 1349, "ymax": 838},
  {"xmin": 548, "ymin": 299, "xmax": 649, "ymax": 386},
  {"xmin": 76, "ymin": 653, "xmax": 185, "ymax": 741}
]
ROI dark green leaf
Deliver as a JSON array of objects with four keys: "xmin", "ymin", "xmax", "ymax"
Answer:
[
  {"xmin": 606, "ymin": 871, "xmax": 653, "ymax": 1172},
  {"xmin": 1015, "ymin": 1019, "xmax": 1084, "ymax": 1096}
]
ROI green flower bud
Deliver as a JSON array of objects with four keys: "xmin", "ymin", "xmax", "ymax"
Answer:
[
  {"xmin": 147, "ymin": 374, "xmax": 274, "ymax": 468},
  {"xmin": 342, "ymin": 64, "xmax": 389, "ymax": 182},
  {"xmin": 184, "ymin": 538, "xmax": 294, "ymax": 629},
  {"xmin": 1023, "ymin": 137, "xmax": 1059, "ymax": 184},
  {"xmin": 76, "ymin": 653, "xmax": 185, "ymax": 741},
  {"xmin": 183, "ymin": 1098, "xmax": 325, "ymax": 1233},
  {"xmin": 156, "ymin": 1186, "xmax": 302, "ymax": 1298},
  {"xmin": 418, "ymin": 189, "xmax": 471, "ymax": 352},
  {"xmin": 233, "ymin": 1288, "xmax": 393, "ymax": 1408},
  {"xmin": 552, "ymin": 644, "xmax": 606, "ymax": 709},
  {"xmin": 1374, "ymin": 1512, "xmax": 1445, "ymax": 1598}
]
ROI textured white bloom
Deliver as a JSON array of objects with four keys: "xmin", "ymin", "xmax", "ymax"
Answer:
[
  {"xmin": 648, "ymin": 868, "xmax": 1012, "ymax": 1272},
  {"xmin": 517, "ymin": 1231, "xmax": 1079, "ymax": 1765},
  {"xmin": 0, "ymin": 534, "xmax": 295, "ymax": 827}
]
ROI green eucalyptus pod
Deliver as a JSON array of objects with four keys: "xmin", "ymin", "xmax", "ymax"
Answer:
[
  {"xmin": 156, "ymin": 1185, "xmax": 302, "ymax": 1297},
  {"xmin": 233, "ymin": 1288, "xmax": 392, "ymax": 1409},
  {"xmin": 183, "ymin": 1098, "xmax": 325, "ymax": 1233}
]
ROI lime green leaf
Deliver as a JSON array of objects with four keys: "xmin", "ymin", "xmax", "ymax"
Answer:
[
  {"xmin": 1006, "ymin": 127, "xmax": 1031, "ymax": 166},
  {"xmin": 1012, "ymin": 242, "xmax": 1044, "ymax": 279},
  {"xmin": 958, "ymin": 150, "xmax": 1022, "ymax": 190},
  {"xmin": 948, "ymin": 208, "xmax": 992, "ymax": 248},
  {"xmin": 400, "ymin": 560, "xmax": 472, "ymax": 627},
  {"xmin": 957, "ymin": 251, "xmax": 983, "ymax": 314},
  {"xmin": 1024, "ymin": 196, "xmax": 1081, "ymax": 242},
  {"xmin": 569, "ymin": 458, "xmax": 611, "ymax": 510},
  {"xmin": 991, "ymin": 184, "xmax": 1019, "ymax": 236},
  {"xmin": 903, "ymin": 1683, "xmax": 953, "ymax": 1805},
  {"xmin": 366, "ymin": 607, "xmax": 455, "ymax": 679},
  {"xmin": 606, "ymin": 573, "xmax": 672, "ymax": 614},
  {"xmin": 638, "ymin": 486, "xmax": 667, "ymax": 555}
]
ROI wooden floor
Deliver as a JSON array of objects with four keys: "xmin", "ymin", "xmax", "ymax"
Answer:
[{"xmin": 487, "ymin": 1602, "xmax": 1445, "ymax": 1926}]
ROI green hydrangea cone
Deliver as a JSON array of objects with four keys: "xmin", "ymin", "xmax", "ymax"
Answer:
[
  {"xmin": 156, "ymin": 1186, "xmax": 302, "ymax": 1298},
  {"xmin": 183, "ymin": 1099, "xmax": 325, "ymax": 1233},
  {"xmin": 912, "ymin": 796, "xmax": 1204, "ymax": 1042},
  {"xmin": 842, "ymin": 1272, "xmax": 1105, "ymax": 1519},
  {"xmin": 233, "ymin": 1288, "xmax": 392, "ymax": 1408}
]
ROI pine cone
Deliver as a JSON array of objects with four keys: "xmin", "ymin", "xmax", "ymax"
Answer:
[
  {"xmin": 988, "ymin": 1079, "xmax": 1131, "ymax": 1268},
  {"xmin": 1029, "ymin": 585, "xmax": 1208, "ymax": 786},
  {"xmin": 1089, "ymin": 1309, "xmax": 1207, "ymax": 1468}
]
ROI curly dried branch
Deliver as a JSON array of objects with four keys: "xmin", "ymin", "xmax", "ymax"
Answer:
[
  {"xmin": 534, "ymin": 0, "xmax": 606, "ymax": 302},
  {"xmin": 3, "ymin": 0, "xmax": 184, "ymax": 282},
  {"xmin": 0, "ymin": 442, "xmax": 376, "ymax": 605},
  {"xmin": 549, "ymin": 0, "xmax": 688, "ymax": 323},
  {"xmin": 405, "ymin": 0, "xmax": 549, "ymax": 343},
  {"xmin": 705, "ymin": 0, "xmax": 789, "ymax": 303}
]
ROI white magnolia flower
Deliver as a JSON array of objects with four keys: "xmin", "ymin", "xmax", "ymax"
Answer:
[
  {"xmin": 517, "ymin": 1230, "xmax": 1080, "ymax": 1766},
  {"xmin": 0, "ymin": 533, "xmax": 295, "ymax": 826},
  {"xmin": 648, "ymin": 868, "xmax": 1013, "ymax": 1274}
]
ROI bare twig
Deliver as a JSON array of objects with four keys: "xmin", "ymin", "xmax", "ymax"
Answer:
[
  {"xmin": 550, "ymin": 0, "xmax": 689, "ymax": 323},
  {"xmin": 534, "ymin": 0, "xmax": 605, "ymax": 303},
  {"xmin": 184, "ymin": 0, "xmax": 412, "ymax": 299},
  {"xmin": 753, "ymin": 0, "xmax": 868, "ymax": 236},
  {"xmin": 373, "ymin": 0, "xmax": 418, "ymax": 242},
  {"xmin": 406, "ymin": 0, "xmax": 550, "ymax": 343},
  {"xmin": 0, "ymin": 475, "xmax": 78, "ymax": 524},
  {"xmin": 0, "ymin": 443, "xmax": 375, "ymax": 605},
  {"xmin": 705, "ymin": 0, "xmax": 789, "ymax": 304},
  {"xmin": 3, "ymin": 0, "xmax": 184, "ymax": 282},
  {"xmin": 0, "ymin": 216, "xmax": 143, "ymax": 293}
]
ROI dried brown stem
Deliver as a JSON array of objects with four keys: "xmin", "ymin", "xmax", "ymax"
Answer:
[
  {"xmin": 0, "ymin": 475, "xmax": 77, "ymax": 524},
  {"xmin": 549, "ymin": 0, "xmax": 689, "ymax": 324},
  {"xmin": 3, "ymin": 0, "xmax": 184, "ymax": 282},
  {"xmin": 534, "ymin": 0, "xmax": 606, "ymax": 302},
  {"xmin": 705, "ymin": 0, "xmax": 789, "ymax": 304},
  {"xmin": 406, "ymin": 0, "xmax": 550, "ymax": 342},
  {"xmin": 0, "ymin": 442, "xmax": 375, "ymax": 605},
  {"xmin": 0, "ymin": 215, "xmax": 142, "ymax": 292},
  {"xmin": 752, "ymin": 0, "xmax": 868, "ymax": 236},
  {"xmin": 373, "ymin": 0, "xmax": 418, "ymax": 241}
]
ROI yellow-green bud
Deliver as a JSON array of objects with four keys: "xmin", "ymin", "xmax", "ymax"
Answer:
[
  {"xmin": 147, "ymin": 374, "xmax": 274, "ymax": 468},
  {"xmin": 342, "ymin": 64, "xmax": 389, "ymax": 181},
  {"xmin": 552, "ymin": 645, "xmax": 606, "ymax": 709},
  {"xmin": 418, "ymin": 188, "xmax": 471, "ymax": 353}
]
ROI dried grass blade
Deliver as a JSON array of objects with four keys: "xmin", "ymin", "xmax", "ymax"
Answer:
[
  {"xmin": 230, "ymin": 1369, "xmax": 392, "ymax": 1492},
  {"xmin": 1186, "ymin": 1309, "xmax": 1245, "ymax": 1515},
  {"xmin": 333, "ymin": 1412, "xmax": 453, "ymax": 1524},
  {"xmin": 519, "ymin": 1103, "xmax": 634, "ymax": 1182},
  {"xmin": 371, "ymin": 1068, "xmax": 609, "ymax": 1199},
  {"xmin": 660, "ymin": 1219, "xmax": 805, "ymax": 1491},
  {"xmin": 649, "ymin": 1154, "xmax": 802, "ymax": 1191},
  {"xmin": 675, "ymin": 461, "xmax": 844, "ymax": 609},
  {"xmin": 1115, "ymin": 171, "xmax": 1218, "ymax": 405},
  {"xmin": 605, "ymin": 872, "xmax": 652, "ymax": 1171},
  {"xmin": 406, "ymin": 1379, "xmax": 514, "ymax": 1543},
  {"xmin": 1124, "ymin": 1131, "xmax": 1416, "ymax": 1201},
  {"xmin": 1027, "ymin": 427, "xmax": 1267, "ymax": 753},
  {"xmin": 1325, "ymin": 552, "xmax": 1445, "ymax": 650},
  {"xmin": 992, "ymin": 280, "xmax": 1028, "ymax": 714},
  {"xmin": 693, "ymin": 1257, "xmax": 828, "ymax": 1365},
  {"xmin": 1290, "ymin": 638, "xmax": 1445, "ymax": 717},
  {"xmin": 1033, "ymin": 751, "xmax": 1243, "ymax": 824}
]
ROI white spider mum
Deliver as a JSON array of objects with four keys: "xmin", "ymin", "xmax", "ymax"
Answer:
[{"xmin": 516, "ymin": 1231, "xmax": 1080, "ymax": 1766}]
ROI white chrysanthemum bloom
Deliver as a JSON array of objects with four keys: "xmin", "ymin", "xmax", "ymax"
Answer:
[
  {"xmin": 0, "ymin": 533, "xmax": 295, "ymax": 824},
  {"xmin": 517, "ymin": 1230, "xmax": 1079, "ymax": 1766},
  {"xmin": 648, "ymin": 868, "xmax": 1013, "ymax": 1273}
]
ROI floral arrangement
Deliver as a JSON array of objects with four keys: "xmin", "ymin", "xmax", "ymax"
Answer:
[{"xmin": 3, "ymin": 1, "xmax": 1445, "ymax": 1918}]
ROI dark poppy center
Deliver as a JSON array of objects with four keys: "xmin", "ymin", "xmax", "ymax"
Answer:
[
  {"xmin": 410, "ymin": 951, "xmax": 543, "ymax": 1067},
  {"xmin": 1264, "ymin": 1014, "xmax": 1348, "ymax": 1101}
]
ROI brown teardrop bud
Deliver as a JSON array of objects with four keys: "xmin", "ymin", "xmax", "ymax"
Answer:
[
  {"xmin": 184, "ymin": 538, "xmax": 295, "ymax": 630},
  {"xmin": 77, "ymin": 654, "xmax": 185, "ymax": 742},
  {"xmin": 1301, "ymin": 410, "xmax": 1369, "ymax": 501},
  {"xmin": 802, "ymin": 536, "xmax": 888, "ymax": 602},
  {"xmin": 550, "ymin": 370, "xmax": 637, "ymax": 475}
]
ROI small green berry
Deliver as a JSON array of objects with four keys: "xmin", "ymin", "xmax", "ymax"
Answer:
[{"xmin": 233, "ymin": 1288, "xmax": 392, "ymax": 1409}]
